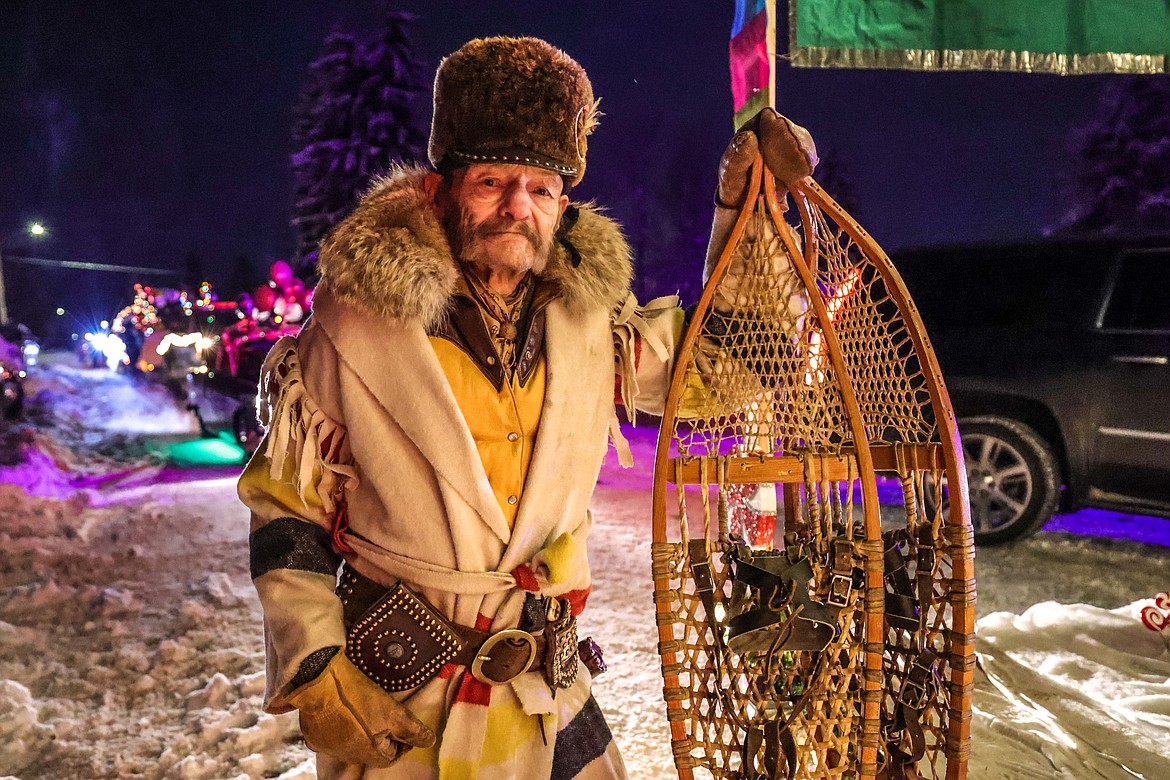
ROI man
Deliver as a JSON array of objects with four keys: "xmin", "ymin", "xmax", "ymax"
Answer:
[{"xmin": 239, "ymin": 36, "xmax": 815, "ymax": 779}]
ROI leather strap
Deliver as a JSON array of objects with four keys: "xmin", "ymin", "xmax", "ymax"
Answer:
[
  {"xmin": 915, "ymin": 526, "xmax": 936, "ymax": 636},
  {"xmin": 688, "ymin": 539, "xmax": 724, "ymax": 665},
  {"xmin": 740, "ymin": 657, "xmax": 823, "ymax": 780},
  {"xmin": 450, "ymin": 623, "xmax": 549, "ymax": 677},
  {"xmin": 339, "ymin": 565, "xmax": 552, "ymax": 684},
  {"xmin": 883, "ymin": 533, "xmax": 919, "ymax": 632},
  {"xmin": 879, "ymin": 530, "xmax": 940, "ymax": 774},
  {"xmin": 726, "ymin": 550, "xmax": 837, "ymax": 655}
]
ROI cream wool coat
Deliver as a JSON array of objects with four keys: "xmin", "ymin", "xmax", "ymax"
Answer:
[{"xmin": 240, "ymin": 166, "xmax": 677, "ymax": 777}]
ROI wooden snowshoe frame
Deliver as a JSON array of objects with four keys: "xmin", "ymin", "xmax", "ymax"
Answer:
[{"xmin": 651, "ymin": 153, "xmax": 976, "ymax": 780}]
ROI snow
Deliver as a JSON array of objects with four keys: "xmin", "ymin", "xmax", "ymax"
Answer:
[{"xmin": 1, "ymin": 362, "xmax": 1168, "ymax": 778}]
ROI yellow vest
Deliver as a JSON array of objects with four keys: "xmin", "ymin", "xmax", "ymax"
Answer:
[{"xmin": 429, "ymin": 337, "xmax": 545, "ymax": 529}]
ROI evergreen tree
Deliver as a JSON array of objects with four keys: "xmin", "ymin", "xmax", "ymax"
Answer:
[
  {"xmin": 1059, "ymin": 77, "xmax": 1170, "ymax": 236},
  {"xmin": 290, "ymin": 11, "xmax": 427, "ymax": 263},
  {"xmin": 813, "ymin": 146, "xmax": 862, "ymax": 222}
]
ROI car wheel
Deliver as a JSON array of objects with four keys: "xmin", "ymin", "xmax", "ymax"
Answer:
[
  {"xmin": 232, "ymin": 405, "xmax": 264, "ymax": 455},
  {"xmin": 0, "ymin": 378, "xmax": 23, "ymax": 419},
  {"xmin": 950, "ymin": 417, "xmax": 1061, "ymax": 545}
]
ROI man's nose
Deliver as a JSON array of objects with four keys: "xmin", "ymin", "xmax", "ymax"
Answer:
[{"xmin": 499, "ymin": 182, "xmax": 534, "ymax": 221}]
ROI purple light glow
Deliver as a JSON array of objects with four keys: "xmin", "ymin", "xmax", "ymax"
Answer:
[
  {"xmin": 603, "ymin": 426, "xmax": 1169, "ymax": 549},
  {"xmin": 1042, "ymin": 508, "xmax": 1170, "ymax": 548}
]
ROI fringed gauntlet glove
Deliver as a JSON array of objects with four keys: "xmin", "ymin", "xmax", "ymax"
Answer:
[{"xmin": 287, "ymin": 653, "xmax": 435, "ymax": 768}]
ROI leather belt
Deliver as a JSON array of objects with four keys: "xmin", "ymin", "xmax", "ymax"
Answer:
[
  {"xmin": 453, "ymin": 624, "xmax": 549, "ymax": 684},
  {"xmin": 338, "ymin": 565, "xmax": 551, "ymax": 687}
]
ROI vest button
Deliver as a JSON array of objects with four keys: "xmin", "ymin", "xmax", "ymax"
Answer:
[
  {"xmin": 487, "ymin": 356, "xmax": 496, "ymax": 365},
  {"xmin": 507, "ymin": 495, "xmax": 518, "ymax": 505},
  {"xmin": 507, "ymin": 432, "xmax": 519, "ymax": 442}
]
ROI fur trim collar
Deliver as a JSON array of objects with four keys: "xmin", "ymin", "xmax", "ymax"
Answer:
[{"xmin": 316, "ymin": 165, "xmax": 632, "ymax": 329}]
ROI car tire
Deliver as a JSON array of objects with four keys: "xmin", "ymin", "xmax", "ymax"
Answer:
[
  {"xmin": 955, "ymin": 416, "xmax": 1062, "ymax": 546},
  {"xmin": 1, "ymin": 378, "xmax": 23, "ymax": 420},
  {"xmin": 232, "ymin": 404, "xmax": 264, "ymax": 456}
]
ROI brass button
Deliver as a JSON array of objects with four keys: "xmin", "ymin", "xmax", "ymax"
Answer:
[
  {"xmin": 507, "ymin": 432, "xmax": 519, "ymax": 442},
  {"xmin": 507, "ymin": 495, "xmax": 518, "ymax": 505},
  {"xmin": 486, "ymin": 356, "xmax": 496, "ymax": 365}
]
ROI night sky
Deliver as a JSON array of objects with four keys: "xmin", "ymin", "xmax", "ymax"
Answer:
[{"xmin": 0, "ymin": 1, "xmax": 1117, "ymax": 330}]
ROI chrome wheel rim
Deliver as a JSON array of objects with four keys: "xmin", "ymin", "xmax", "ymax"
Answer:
[{"xmin": 962, "ymin": 433, "xmax": 1033, "ymax": 533}]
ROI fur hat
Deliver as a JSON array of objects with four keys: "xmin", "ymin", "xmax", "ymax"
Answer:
[{"xmin": 429, "ymin": 37, "xmax": 599, "ymax": 187}]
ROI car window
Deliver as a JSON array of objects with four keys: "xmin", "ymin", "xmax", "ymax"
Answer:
[
  {"xmin": 898, "ymin": 249, "xmax": 1106, "ymax": 330},
  {"xmin": 1101, "ymin": 250, "xmax": 1170, "ymax": 332}
]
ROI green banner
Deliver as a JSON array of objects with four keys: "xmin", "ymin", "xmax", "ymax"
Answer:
[{"xmin": 790, "ymin": 0, "xmax": 1170, "ymax": 74}]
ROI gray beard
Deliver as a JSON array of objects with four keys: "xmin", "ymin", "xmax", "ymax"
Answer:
[{"xmin": 442, "ymin": 206, "xmax": 553, "ymax": 275}]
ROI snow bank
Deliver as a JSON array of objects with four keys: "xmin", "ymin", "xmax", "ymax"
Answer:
[
  {"xmin": 0, "ymin": 679, "xmax": 55, "ymax": 775},
  {"xmin": 2, "ymin": 365, "xmax": 1168, "ymax": 778},
  {"xmin": 29, "ymin": 363, "xmax": 199, "ymax": 436}
]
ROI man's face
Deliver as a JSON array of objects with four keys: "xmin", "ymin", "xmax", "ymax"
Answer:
[{"xmin": 440, "ymin": 163, "xmax": 569, "ymax": 277}]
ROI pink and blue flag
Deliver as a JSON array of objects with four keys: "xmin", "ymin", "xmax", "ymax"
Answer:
[{"xmin": 730, "ymin": 0, "xmax": 776, "ymax": 130}]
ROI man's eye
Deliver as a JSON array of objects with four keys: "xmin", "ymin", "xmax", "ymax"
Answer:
[
  {"xmin": 534, "ymin": 187, "xmax": 552, "ymax": 197},
  {"xmin": 481, "ymin": 178, "xmax": 497, "ymax": 187}
]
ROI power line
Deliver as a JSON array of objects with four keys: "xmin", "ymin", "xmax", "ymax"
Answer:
[{"xmin": 1, "ymin": 255, "xmax": 182, "ymax": 276}]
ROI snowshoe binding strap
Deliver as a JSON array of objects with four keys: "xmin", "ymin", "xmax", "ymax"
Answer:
[
  {"xmin": 737, "ymin": 651, "xmax": 828, "ymax": 780},
  {"xmin": 739, "ymin": 718, "xmax": 798, "ymax": 780},
  {"xmin": 726, "ymin": 545, "xmax": 837, "ymax": 655},
  {"xmin": 688, "ymin": 538, "xmax": 726, "ymax": 665},
  {"xmin": 883, "ymin": 531, "xmax": 919, "ymax": 632},
  {"xmin": 880, "ymin": 648, "xmax": 940, "ymax": 778}
]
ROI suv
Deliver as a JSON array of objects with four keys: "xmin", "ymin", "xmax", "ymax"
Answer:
[{"xmin": 894, "ymin": 238, "xmax": 1170, "ymax": 544}]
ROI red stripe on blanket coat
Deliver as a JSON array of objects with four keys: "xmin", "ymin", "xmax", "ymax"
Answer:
[
  {"xmin": 564, "ymin": 586, "xmax": 591, "ymax": 616},
  {"xmin": 511, "ymin": 565, "xmax": 540, "ymax": 592},
  {"xmin": 454, "ymin": 673, "xmax": 494, "ymax": 706},
  {"xmin": 317, "ymin": 429, "xmax": 355, "ymax": 553}
]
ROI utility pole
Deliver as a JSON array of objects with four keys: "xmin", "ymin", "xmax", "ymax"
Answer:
[{"xmin": 0, "ymin": 247, "xmax": 8, "ymax": 324}]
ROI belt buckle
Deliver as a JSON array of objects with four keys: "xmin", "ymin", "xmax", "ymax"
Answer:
[
  {"xmin": 827, "ymin": 573, "xmax": 853, "ymax": 608},
  {"xmin": 898, "ymin": 675, "xmax": 930, "ymax": 709},
  {"xmin": 471, "ymin": 629, "xmax": 538, "ymax": 685}
]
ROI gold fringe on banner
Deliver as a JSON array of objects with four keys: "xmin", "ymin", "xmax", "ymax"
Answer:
[{"xmin": 788, "ymin": 0, "xmax": 1170, "ymax": 75}]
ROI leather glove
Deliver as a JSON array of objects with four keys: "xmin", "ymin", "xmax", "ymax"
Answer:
[
  {"xmin": 715, "ymin": 108, "xmax": 819, "ymax": 210},
  {"xmin": 754, "ymin": 107, "xmax": 818, "ymax": 186},
  {"xmin": 715, "ymin": 130, "xmax": 760, "ymax": 210},
  {"xmin": 286, "ymin": 653, "xmax": 436, "ymax": 768}
]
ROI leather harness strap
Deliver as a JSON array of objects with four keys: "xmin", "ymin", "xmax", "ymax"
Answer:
[{"xmin": 880, "ymin": 530, "xmax": 941, "ymax": 776}]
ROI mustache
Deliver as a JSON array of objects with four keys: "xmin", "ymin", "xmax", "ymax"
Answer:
[{"xmin": 467, "ymin": 215, "xmax": 541, "ymax": 248}]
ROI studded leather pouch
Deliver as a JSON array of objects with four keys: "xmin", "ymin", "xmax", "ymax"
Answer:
[
  {"xmin": 343, "ymin": 581, "xmax": 463, "ymax": 693},
  {"xmin": 543, "ymin": 597, "xmax": 579, "ymax": 690}
]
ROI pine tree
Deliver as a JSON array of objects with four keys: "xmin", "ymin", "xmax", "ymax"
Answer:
[
  {"xmin": 290, "ymin": 11, "xmax": 427, "ymax": 263},
  {"xmin": 1059, "ymin": 77, "xmax": 1170, "ymax": 236},
  {"xmin": 813, "ymin": 146, "xmax": 862, "ymax": 222}
]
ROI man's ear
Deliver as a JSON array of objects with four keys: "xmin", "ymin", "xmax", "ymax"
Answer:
[
  {"xmin": 423, "ymin": 171, "xmax": 444, "ymax": 203},
  {"xmin": 558, "ymin": 194, "xmax": 569, "ymax": 217}
]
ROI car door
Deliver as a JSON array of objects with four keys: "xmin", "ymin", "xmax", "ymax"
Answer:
[{"xmin": 1089, "ymin": 248, "xmax": 1170, "ymax": 504}]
